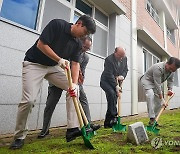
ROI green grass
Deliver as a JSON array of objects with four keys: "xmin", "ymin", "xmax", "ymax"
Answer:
[{"xmin": 0, "ymin": 109, "xmax": 180, "ymax": 154}]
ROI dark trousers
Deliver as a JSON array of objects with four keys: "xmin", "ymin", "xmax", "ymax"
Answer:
[
  {"xmin": 79, "ymin": 84, "xmax": 91, "ymax": 122},
  {"xmin": 100, "ymin": 80, "xmax": 118, "ymax": 122},
  {"xmin": 41, "ymin": 83, "xmax": 91, "ymax": 133},
  {"xmin": 41, "ymin": 85, "xmax": 63, "ymax": 133}
]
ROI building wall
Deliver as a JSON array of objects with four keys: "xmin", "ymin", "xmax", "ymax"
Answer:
[
  {"xmin": 115, "ymin": 15, "xmax": 132, "ymax": 116},
  {"xmin": 118, "ymin": 0, "xmax": 131, "ymax": 20},
  {"xmin": 0, "ymin": 21, "xmax": 40, "ymax": 134},
  {"xmin": 167, "ymin": 37, "xmax": 179, "ymax": 57},
  {"xmin": 0, "ymin": 0, "xmax": 132, "ymax": 134},
  {"xmin": 0, "ymin": 0, "xmax": 179, "ymax": 135},
  {"xmin": 137, "ymin": 0, "xmax": 164, "ymax": 47}
]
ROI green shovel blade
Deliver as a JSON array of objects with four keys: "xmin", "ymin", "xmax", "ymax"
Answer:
[
  {"xmin": 86, "ymin": 123, "xmax": 96, "ymax": 137},
  {"xmin": 112, "ymin": 117, "xmax": 126, "ymax": 132},
  {"xmin": 81, "ymin": 126, "xmax": 94, "ymax": 149},
  {"xmin": 146, "ymin": 121, "xmax": 160, "ymax": 134}
]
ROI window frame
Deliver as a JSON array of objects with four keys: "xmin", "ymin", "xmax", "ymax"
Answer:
[
  {"xmin": 145, "ymin": 0, "xmax": 160, "ymax": 25},
  {"xmin": 166, "ymin": 25, "xmax": 175, "ymax": 44},
  {"xmin": 143, "ymin": 47, "xmax": 160, "ymax": 73},
  {"xmin": 73, "ymin": 0, "xmax": 109, "ymax": 58},
  {"xmin": 0, "ymin": 0, "xmax": 45, "ymax": 33}
]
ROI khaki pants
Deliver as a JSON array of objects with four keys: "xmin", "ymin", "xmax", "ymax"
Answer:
[
  {"xmin": 14, "ymin": 61, "xmax": 79, "ymax": 140},
  {"xmin": 144, "ymin": 89, "xmax": 162, "ymax": 119}
]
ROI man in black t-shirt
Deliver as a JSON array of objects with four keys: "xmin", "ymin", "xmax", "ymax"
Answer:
[
  {"xmin": 10, "ymin": 15, "xmax": 96, "ymax": 149},
  {"xmin": 37, "ymin": 36, "xmax": 100, "ymax": 141}
]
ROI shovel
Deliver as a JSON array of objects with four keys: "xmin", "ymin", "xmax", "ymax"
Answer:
[
  {"xmin": 78, "ymin": 102, "xmax": 96, "ymax": 137},
  {"xmin": 146, "ymin": 93, "xmax": 175, "ymax": 134},
  {"xmin": 112, "ymin": 80, "xmax": 126, "ymax": 132},
  {"xmin": 65, "ymin": 65, "xmax": 94, "ymax": 149}
]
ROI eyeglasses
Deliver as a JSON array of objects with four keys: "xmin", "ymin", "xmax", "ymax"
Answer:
[{"xmin": 82, "ymin": 45, "xmax": 90, "ymax": 51}]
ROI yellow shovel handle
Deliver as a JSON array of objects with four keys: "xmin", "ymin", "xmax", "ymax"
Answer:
[
  {"xmin": 155, "ymin": 93, "xmax": 175, "ymax": 122},
  {"xmin": 117, "ymin": 79, "xmax": 122, "ymax": 117},
  {"xmin": 65, "ymin": 64, "xmax": 84, "ymax": 128},
  {"xmin": 78, "ymin": 102, "xmax": 89, "ymax": 125}
]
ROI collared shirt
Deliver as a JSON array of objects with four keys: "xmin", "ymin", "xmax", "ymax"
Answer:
[
  {"xmin": 140, "ymin": 62, "xmax": 174, "ymax": 94},
  {"xmin": 24, "ymin": 19, "xmax": 82, "ymax": 66},
  {"xmin": 79, "ymin": 52, "xmax": 89, "ymax": 78},
  {"xmin": 101, "ymin": 53, "xmax": 128, "ymax": 88}
]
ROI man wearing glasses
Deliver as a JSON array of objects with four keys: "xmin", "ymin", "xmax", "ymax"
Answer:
[
  {"xmin": 10, "ymin": 15, "xmax": 96, "ymax": 149},
  {"xmin": 37, "ymin": 36, "xmax": 100, "ymax": 142}
]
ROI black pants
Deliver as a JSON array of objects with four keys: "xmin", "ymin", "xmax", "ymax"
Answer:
[
  {"xmin": 79, "ymin": 84, "xmax": 91, "ymax": 122},
  {"xmin": 41, "ymin": 85, "xmax": 63, "ymax": 133},
  {"xmin": 41, "ymin": 84, "xmax": 91, "ymax": 133},
  {"xmin": 100, "ymin": 80, "xmax": 118, "ymax": 122}
]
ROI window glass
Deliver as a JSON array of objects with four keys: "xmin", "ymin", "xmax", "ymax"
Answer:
[
  {"xmin": 143, "ymin": 48, "xmax": 160, "ymax": 72},
  {"xmin": 166, "ymin": 25, "xmax": 175, "ymax": 44},
  {"xmin": 41, "ymin": 0, "xmax": 70, "ymax": 30},
  {"xmin": 0, "ymin": 0, "xmax": 40, "ymax": 29},
  {"xmin": 147, "ymin": 53, "xmax": 152, "ymax": 69},
  {"xmin": 73, "ymin": 13, "xmax": 80, "ymax": 23},
  {"xmin": 145, "ymin": 0, "xmax": 159, "ymax": 25},
  {"xmin": 93, "ymin": 26, "xmax": 108, "ymax": 57},
  {"xmin": 75, "ymin": 0, "xmax": 92, "ymax": 16},
  {"xmin": 74, "ymin": 1, "xmax": 109, "ymax": 57},
  {"xmin": 95, "ymin": 8, "xmax": 108, "ymax": 26}
]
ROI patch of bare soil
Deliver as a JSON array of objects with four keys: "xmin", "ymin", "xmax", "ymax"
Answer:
[{"xmin": 98, "ymin": 133, "xmax": 127, "ymax": 146}]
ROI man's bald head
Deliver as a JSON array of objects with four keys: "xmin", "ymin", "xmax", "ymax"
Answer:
[{"xmin": 114, "ymin": 47, "xmax": 126, "ymax": 60}]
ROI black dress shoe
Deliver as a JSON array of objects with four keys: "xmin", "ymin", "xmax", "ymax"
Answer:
[
  {"xmin": 148, "ymin": 118, "xmax": 155, "ymax": 126},
  {"xmin": 37, "ymin": 130, "xmax": 49, "ymax": 139},
  {"xmin": 66, "ymin": 127, "xmax": 82, "ymax": 142},
  {"xmin": 9, "ymin": 139, "xmax": 24, "ymax": 149},
  {"xmin": 104, "ymin": 117, "xmax": 118, "ymax": 128},
  {"xmin": 90, "ymin": 124, "xmax": 100, "ymax": 131}
]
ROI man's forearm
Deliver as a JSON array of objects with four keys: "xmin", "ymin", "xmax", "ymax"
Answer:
[
  {"xmin": 71, "ymin": 61, "xmax": 80, "ymax": 84},
  {"xmin": 37, "ymin": 39, "xmax": 60, "ymax": 63}
]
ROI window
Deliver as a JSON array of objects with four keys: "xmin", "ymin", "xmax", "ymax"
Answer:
[
  {"xmin": 75, "ymin": 0, "xmax": 109, "ymax": 57},
  {"xmin": 75, "ymin": 0, "xmax": 92, "ymax": 16},
  {"xmin": 73, "ymin": 13, "xmax": 80, "ymax": 23},
  {"xmin": 95, "ymin": 8, "xmax": 108, "ymax": 26},
  {"xmin": 93, "ymin": 25, "xmax": 108, "ymax": 57},
  {"xmin": 143, "ymin": 48, "xmax": 160, "ymax": 72},
  {"xmin": 167, "ymin": 26, "xmax": 171, "ymax": 38},
  {"xmin": 0, "ymin": 0, "xmax": 40, "ymax": 29},
  {"xmin": 139, "ymin": 48, "xmax": 160, "ymax": 102},
  {"xmin": 166, "ymin": 25, "xmax": 175, "ymax": 44},
  {"xmin": 146, "ymin": 0, "xmax": 159, "ymax": 25},
  {"xmin": 93, "ymin": 8, "xmax": 108, "ymax": 56}
]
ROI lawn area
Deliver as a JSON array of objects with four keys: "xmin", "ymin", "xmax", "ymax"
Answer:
[{"xmin": 0, "ymin": 109, "xmax": 179, "ymax": 154}]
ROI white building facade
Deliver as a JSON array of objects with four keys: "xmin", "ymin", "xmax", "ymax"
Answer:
[{"xmin": 0, "ymin": 0, "xmax": 179, "ymax": 135}]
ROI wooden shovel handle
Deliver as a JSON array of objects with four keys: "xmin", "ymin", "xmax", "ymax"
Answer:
[
  {"xmin": 117, "ymin": 79, "xmax": 122, "ymax": 117},
  {"xmin": 78, "ymin": 102, "xmax": 89, "ymax": 125},
  {"xmin": 155, "ymin": 93, "xmax": 175, "ymax": 122},
  {"xmin": 65, "ymin": 64, "xmax": 84, "ymax": 128}
]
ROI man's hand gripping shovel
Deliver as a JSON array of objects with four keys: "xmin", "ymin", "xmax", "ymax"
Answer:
[
  {"xmin": 112, "ymin": 79, "xmax": 126, "ymax": 132},
  {"xmin": 65, "ymin": 64, "xmax": 94, "ymax": 149},
  {"xmin": 146, "ymin": 92, "xmax": 175, "ymax": 134}
]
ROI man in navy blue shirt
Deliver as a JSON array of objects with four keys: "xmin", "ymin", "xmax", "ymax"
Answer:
[{"xmin": 10, "ymin": 15, "xmax": 96, "ymax": 149}]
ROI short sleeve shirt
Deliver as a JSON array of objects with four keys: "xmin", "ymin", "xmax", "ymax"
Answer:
[{"xmin": 24, "ymin": 19, "xmax": 82, "ymax": 66}]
